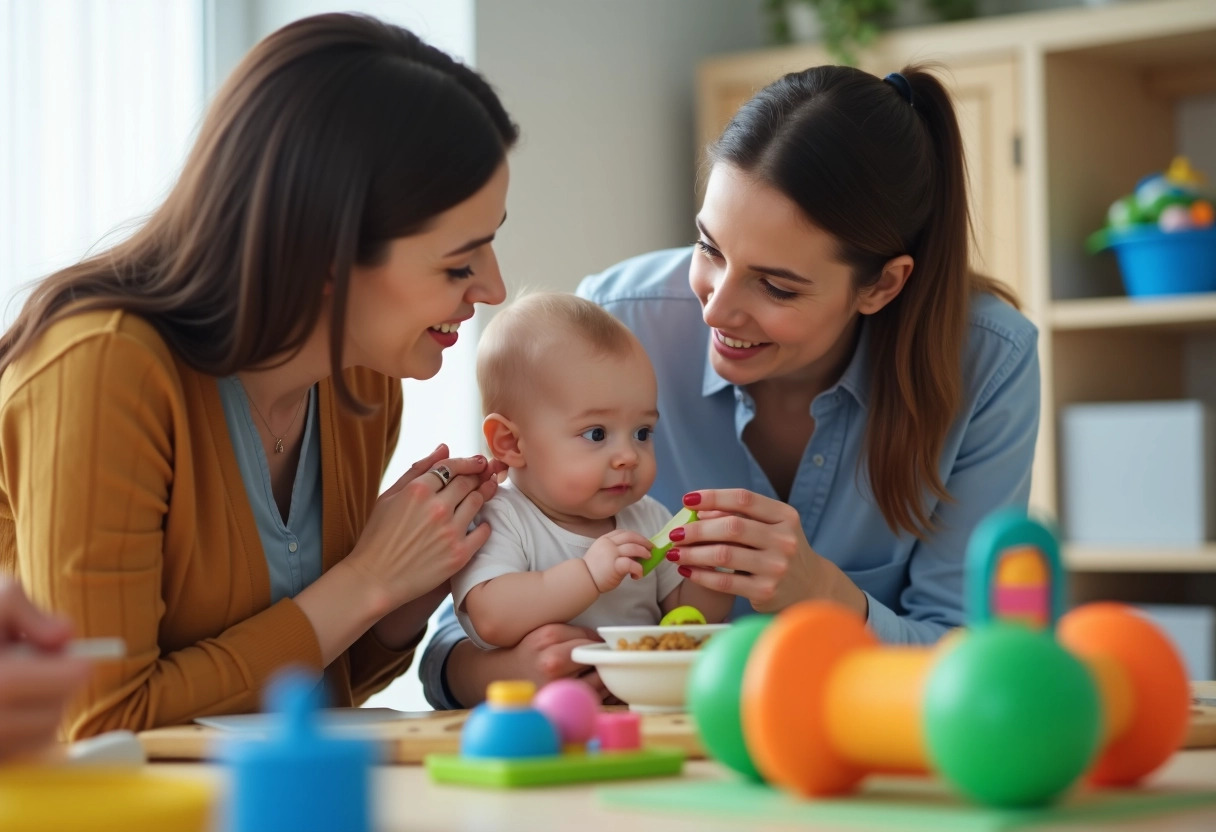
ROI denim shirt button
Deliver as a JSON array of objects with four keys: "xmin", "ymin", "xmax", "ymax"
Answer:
[{"xmin": 813, "ymin": 454, "xmax": 825, "ymax": 467}]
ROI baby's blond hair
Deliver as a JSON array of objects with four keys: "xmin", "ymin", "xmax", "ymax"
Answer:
[{"xmin": 477, "ymin": 292, "xmax": 638, "ymax": 417}]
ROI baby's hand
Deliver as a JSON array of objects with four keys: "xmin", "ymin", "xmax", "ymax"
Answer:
[{"xmin": 583, "ymin": 529, "xmax": 653, "ymax": 592}]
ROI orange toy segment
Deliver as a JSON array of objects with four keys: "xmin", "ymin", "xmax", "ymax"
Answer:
[
  {"xmin": 1191, "ymin": 199, "xmax": 1214, "ymax": 227},
  {"xmin": 741, "ymin": 602, "xmax": 875, "ymax": 796},
  {"xmin": 1058, "ymin": 603, "xmax": 1190, "ymax": 785}
]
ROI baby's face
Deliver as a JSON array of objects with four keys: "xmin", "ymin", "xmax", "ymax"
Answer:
[{"xmin": 511, "ymin": 341, "xmax": 659, "ymax": 525}]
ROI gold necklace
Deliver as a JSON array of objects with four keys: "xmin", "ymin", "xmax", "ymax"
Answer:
[{"xmin": 247, "ymin": 388, "xmax": 309, "ymax": 454}]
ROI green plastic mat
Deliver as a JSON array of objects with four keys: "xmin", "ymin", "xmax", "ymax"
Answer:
[
  {"xmin": 426, "ymin": 748, "xmax": 685, "ymax": 789},
  {"xmin": 598, "ymin": 777, "xmax": 1216, "ymax": 832}
]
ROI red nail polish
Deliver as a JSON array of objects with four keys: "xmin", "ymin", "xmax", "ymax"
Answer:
[
  {"xmin": 683, "ymin": 492, "xmax": 702, "ymax": 507},
  {"xmin": 678, "ymin": 566, "xmax": 692, "ymax": 578},
  {"xmin": 668, "ymin": 527, "xmax": 685, "ymax": 542},
  {"xmin": 666, "ymin": 549, "xmax": 680, "ymax": 562}
]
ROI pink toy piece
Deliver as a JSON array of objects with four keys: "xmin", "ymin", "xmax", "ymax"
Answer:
[
  {"xmin": 533, "ymin": 679, "xmax": 601, "ymax": 745},
  {"xmin": 1158, "ymin": 204, "xmax": 1193, "ymax": 233},
  {"xmin": 994, "ymin": 586, "xmax": 1048, "ymax": 623},
  {"xmin": 595, "ymin": 711, "xmax": 642, "ymax": 751}
]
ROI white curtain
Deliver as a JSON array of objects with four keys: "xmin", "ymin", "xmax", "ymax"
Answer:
[
  {"xmin": 2, "ymin": 0, "xmax": 480, "ymax": 713},
  {"xmin": 0, "ymin": 0, "xmax": 205, "ymax": 323}
]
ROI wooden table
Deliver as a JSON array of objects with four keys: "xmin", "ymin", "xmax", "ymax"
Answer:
[
  {"xmin": 159, "ymin": 751, "xmax": 1216, "ymax": 832},
  {"xmin": 141, "ymin": 684, "xmax": 1216, "ymax": 830}
]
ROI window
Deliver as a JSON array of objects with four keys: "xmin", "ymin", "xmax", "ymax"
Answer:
[{"xmin": 0, "ymin": 0, "xmax": 205, "ymax": 322}]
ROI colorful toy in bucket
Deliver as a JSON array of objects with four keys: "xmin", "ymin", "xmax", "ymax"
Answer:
[
  {"xmin": 1087, "ymin": 156, "xmax": 1216, "ymax": 297},
  {"xmin": 687, "ymin": 509, "xmax": 1192, "ymax": 809}
]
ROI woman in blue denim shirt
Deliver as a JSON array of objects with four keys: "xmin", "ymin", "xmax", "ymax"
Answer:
[{"xmin": 422, "ymin": 64, "xmax": 1039, "ymax": 708}]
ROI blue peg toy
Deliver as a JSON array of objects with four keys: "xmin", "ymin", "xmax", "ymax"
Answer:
[{"xmin": 217, "ymin": 669, "xmax": 378, "ymax": 832}]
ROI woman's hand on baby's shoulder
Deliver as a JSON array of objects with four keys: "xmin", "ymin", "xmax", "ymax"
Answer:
[
  {"xmin": 346, "ymin": 444, "xmax": 499, "ymax": 608},
  {"xmin": 582, "ymin": 529, "xmax": 652, "ymax": 593}
]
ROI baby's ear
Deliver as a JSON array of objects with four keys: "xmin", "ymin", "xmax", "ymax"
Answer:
[{"xmin": 482, "ymin": 413, "xmax": 524, "ymax": 467}]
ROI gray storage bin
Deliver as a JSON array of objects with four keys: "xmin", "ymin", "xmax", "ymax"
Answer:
[{"xmin": 1061, "ymin": 401, "xmax": 1215, "ymax": 545}]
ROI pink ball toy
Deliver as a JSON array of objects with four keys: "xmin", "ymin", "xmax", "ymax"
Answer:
[
  {"xmin": 1158, "ymin": 204, "xmax": 1193, "ymax": 233},
  {"xmin": 533, "ymin": 679, "xmax": 601, "ymax": 745}
]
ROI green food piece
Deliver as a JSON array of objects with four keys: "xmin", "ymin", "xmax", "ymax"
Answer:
[{"xmin": 641, "ymin": 507, "xmax": 697, "ymax": 576}]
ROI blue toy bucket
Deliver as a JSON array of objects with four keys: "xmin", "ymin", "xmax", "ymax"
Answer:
[{"xmin": 1104, "ymin": 226, "xmax": 1216, "ymax": 298}]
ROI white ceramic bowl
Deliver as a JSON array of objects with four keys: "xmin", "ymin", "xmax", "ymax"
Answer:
[
  {"xmin": 597, "ymin": 624, "xmax": 730, "ymax": 651},
  {"xmin": 571, "ymin": 641, "xmax": 710, "ymax": 713}
]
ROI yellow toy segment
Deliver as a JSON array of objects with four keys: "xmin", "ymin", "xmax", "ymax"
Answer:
[
  {"xmin": 0, "ymin": 767, "xmax": 213, "ymax": 832},
  {"xmin": 995, "ymin": 547, "xmax": 1048, "ymax": 586},
  {"xmin": 487, "ymin": 680, "xmax": 537, "ymax": 707},
  {"xmin": 825, "ymin": 648, "xmax": 935, "ymax": 773},
  {"xmin": 1083, "ymin": 654, "xmax": 1134, "ymax": 746}
]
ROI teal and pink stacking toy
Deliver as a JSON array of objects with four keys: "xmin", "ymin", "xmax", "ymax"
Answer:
[
  {"xmin": 426, "ymin": 679, "xmax": 684, "ymax": 788},
  {"xmin": 687, "ymin": 509, "xmax": 1193, "ymax": 809}
]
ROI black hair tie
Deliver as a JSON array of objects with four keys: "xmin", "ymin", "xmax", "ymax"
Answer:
[{"xmin": 884, "ymin": 72, "xmax": 914, "ymax": 108}]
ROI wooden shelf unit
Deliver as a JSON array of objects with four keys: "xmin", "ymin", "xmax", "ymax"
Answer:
[
  {"xmin": 697, "ymin": 1, "xmax": 1216, "ymax": 605},
  {"xmin": 1065, "ymin": 544, "xmax": 1216, "ymax": 574},
  {"xmin": 1050, "ymin": 294, "xmax": 1216, "ymax": 333}
]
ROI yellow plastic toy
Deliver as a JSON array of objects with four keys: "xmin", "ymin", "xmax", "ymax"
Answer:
[{"xmin": 0, "ymin": 767, "xmax": 214, "ymax": 832}]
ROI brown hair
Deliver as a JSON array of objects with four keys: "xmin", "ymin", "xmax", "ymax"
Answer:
[
  {"xmin": 0, "ymin": 13, "xmax": 518, "ymax": 410},
  {"xmin": 710, "ymin": 63, "xmax": 1017, "ymax": 538},
  {"xmin": 477, "ymin": 292, "xmax": 638, "ymax": 416}
]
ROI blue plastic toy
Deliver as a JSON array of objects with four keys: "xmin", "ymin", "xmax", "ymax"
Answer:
[
  {"xmin": 217, "ymin": 670, "xmax": 378, "ymax": 832},
  {"xmin": 461, "ymin": 680, "xmax": 561, "ymax": 759}
]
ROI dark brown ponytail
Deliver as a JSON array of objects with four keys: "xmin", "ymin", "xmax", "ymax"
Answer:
[{"xmin": 710, "ymin": 63, "xmax": 1017, "ymax": 537}]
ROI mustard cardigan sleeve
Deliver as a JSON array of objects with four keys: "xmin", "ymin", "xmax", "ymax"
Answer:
[
  {"xmin": 0, "ymin": 324, "xmax": 323, "ymax": 738},
  {"xmin": 345, "ymin": 377, "xmax": 419, "ymax": 702}
]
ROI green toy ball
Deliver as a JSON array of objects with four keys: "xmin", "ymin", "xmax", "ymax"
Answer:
[
  {"xmin": 1107, "ymin": 195, "xmax": 1141, "ymax": 229},
  {"xmin": 924, "ymin": 625, "xmax": 1101, "ymax": 808},
  {"xmin": 686, "ymin": 614, "xmax": 772, "ymax": 782}
]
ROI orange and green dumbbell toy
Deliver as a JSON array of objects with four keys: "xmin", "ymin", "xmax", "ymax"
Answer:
[{"xmin": 687, "ymin": 509, "xmax": 1192, "ymax": 809}]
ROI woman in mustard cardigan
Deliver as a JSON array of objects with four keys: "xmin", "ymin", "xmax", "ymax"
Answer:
[{"xmin": 0, "ymin": 14, "xmax": 515, "ymax": 739}]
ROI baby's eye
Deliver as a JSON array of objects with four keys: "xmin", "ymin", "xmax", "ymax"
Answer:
[
  {"xmin": 634, "ymin": 427, "xmax": 653, "ymax": 442},
  {"xmin": 581, "ymin": 427, "xmax": 607, "ymax": 442}
]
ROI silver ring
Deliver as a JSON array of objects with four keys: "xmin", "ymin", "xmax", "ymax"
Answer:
[{"xmin": 427, "ymin": 464, "xmax": 453, "ymax": 490}]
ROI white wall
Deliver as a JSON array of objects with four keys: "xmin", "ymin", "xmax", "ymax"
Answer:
[
  {"xmin": 206, "ymin": 0, "xmax": 474, "ymax": 94},
  {"xmin": 1, "ymin": 0, "xmax": 205, "ymax": 324},
  {"xmin": 476, "ymin": 0, "xmax": 766, "ymax": 296}
]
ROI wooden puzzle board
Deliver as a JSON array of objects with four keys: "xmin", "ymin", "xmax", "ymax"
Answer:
[
  {"xmin": 138, "ymin": 691, "xmax": 1216, "ymax": 764},
  {"xmin": 138, "ymin": 709, "xmax": 704, "ymax": 763}
]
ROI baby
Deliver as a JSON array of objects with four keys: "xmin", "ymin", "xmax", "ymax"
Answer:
[{"xmin": 452, "ymin": 292, "xmax": 731, "ymax": 649}]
